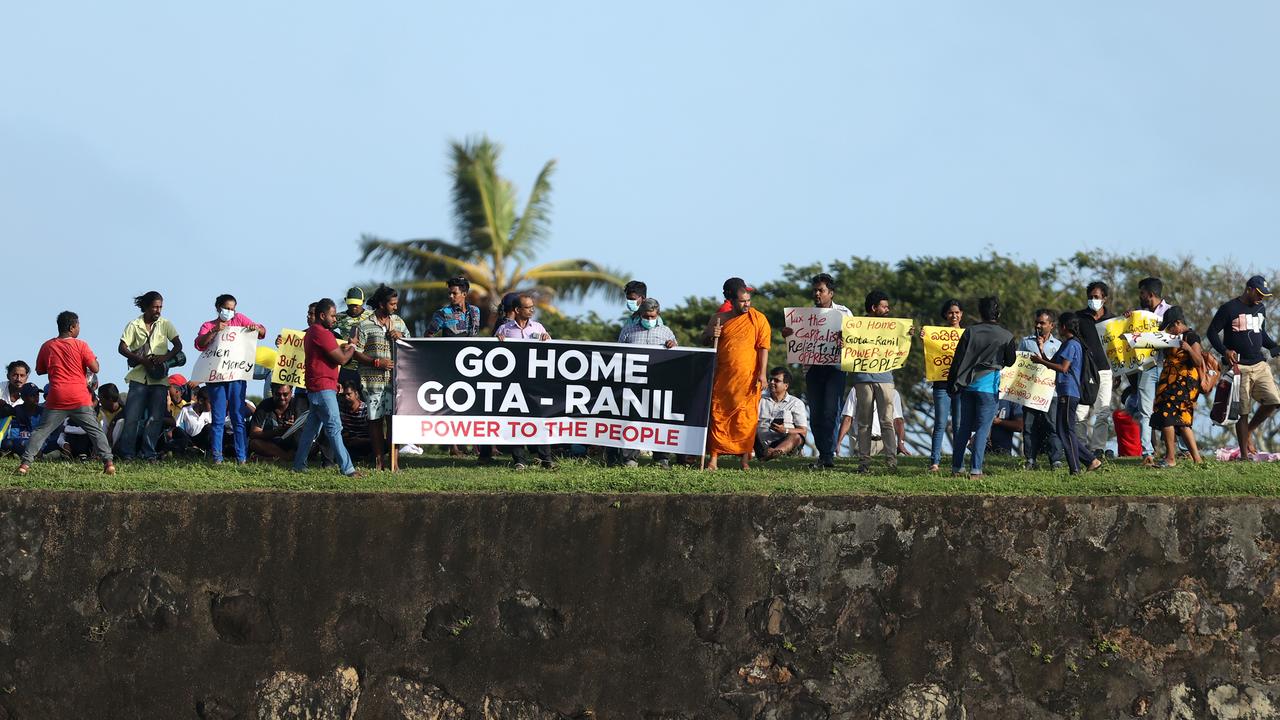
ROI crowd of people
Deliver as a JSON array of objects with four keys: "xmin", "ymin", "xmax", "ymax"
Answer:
[{"xmin": 3, "ymin": 272, "xmax": 1277, "ymax": 478}]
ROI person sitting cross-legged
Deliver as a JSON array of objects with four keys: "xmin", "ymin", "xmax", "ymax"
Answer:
[
  {"xmin": 248, "ymin": 383, "xmax": 310, "ymax": 462},
  {"xmin": 755, "ymin": 367, "xmax": 808, "ymax": 461}
]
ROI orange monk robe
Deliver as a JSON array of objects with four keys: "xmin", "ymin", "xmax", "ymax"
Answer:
[{"xmin": 708, "ymin": 308, "xmax": 771, "ymax": 455}]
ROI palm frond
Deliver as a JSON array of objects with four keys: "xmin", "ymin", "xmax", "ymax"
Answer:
[
  {"xmin": 508, "ymin": 159, "xmax": 556, "ymax": 261},
  {"xmin": 518, "ymin": 260, "xmax": 628, "ymax": 302},
  {"xmin": 357, "ymin": 237, "xmax": 489, "ymax": 281}
]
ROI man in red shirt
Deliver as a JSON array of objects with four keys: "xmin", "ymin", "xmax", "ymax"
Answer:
[
  {"xmin": 16, "ymin": 312, "xmax": 115, "ymax": 476},
  {"xmin": 292, "ymin": 298, "xmax": 362, "ymax": 477}
]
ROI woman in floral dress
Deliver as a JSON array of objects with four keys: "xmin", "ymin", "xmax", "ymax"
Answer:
[{"xmin": 1150, "ymin": 306, "xmax": 1205, "ymax": 466}]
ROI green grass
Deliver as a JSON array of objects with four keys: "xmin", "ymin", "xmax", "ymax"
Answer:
[{"xmin": 0, "ymin": 452, "xmax": 1277, "ymax": 496}]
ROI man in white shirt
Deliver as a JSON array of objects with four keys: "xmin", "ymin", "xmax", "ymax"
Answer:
[
  {"xmin": 755, "ymin": 368, "xmax": 808, "ymax": 460},
  {"xmin": 0, "ymin": 360, "xmax": 30, "ymax": 412}
]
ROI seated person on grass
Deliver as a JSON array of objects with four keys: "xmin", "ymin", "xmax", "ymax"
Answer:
[
  {"xmin": 339, "ymin": 378, "xmax": 373, "ymax": 462},
  {"xmin": 248, "ymin": 383, "xmax": 310, "ymax": 461},
  {"xmin": 173, "ymin": 388, "xmax": 213, "ymax": 454},
  {"xmin": 987, "ymin": 399, "xmax": 1024, "ymax": 457},
  {"xmin": 755, "ymin": 367, "xmax": 808, "ymax": 461}
]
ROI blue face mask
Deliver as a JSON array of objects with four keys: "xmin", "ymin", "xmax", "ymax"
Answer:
[
  {"xmin": 218, "ymin": 308, "xmax": 236, "ymax": 322},
  {"xmin": 626, "ymin": 299, "xmax": 640, "ymax": 313},
  {"xmin": 640, "ymin": 318, "xmax": 658, "ymax": 330}
]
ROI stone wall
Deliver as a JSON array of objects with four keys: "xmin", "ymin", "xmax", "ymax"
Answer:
[{"xmin": 2, "ymin": 492, "xmax": 1280, "ymax": 719}]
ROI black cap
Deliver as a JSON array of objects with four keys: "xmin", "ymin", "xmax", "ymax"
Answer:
[
  {"xmin": 722, "ymin": 277, "xmax": 756, "ymax": 300},
  {"xmin": 1159, "ymin": 306, "xmax": 1185, "ymax": 331},
  {"xmin": 1247, "ymin": 275, "xmax": 1272, "ymax": 298}
]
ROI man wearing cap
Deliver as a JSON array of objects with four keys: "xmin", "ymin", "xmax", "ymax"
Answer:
[
  {"xmin": 702, "ymin": 277, "xmax": 770, "ymax": 470},
  {"xmin": 335, "ymin": 287, "xmax": 371, "ymax": 386},
  {"xmin": 1207, "ymin": 276, "xmax": 1280, "ymax": 457},
  {"xmin": 15, "ymin": 311, "xmax": 114, "ymax": 476}
]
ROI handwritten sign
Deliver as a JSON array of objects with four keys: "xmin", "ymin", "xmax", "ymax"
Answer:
[
  {"xmin": 1097, "ymin": 317, "xmax": 1134, "ymax": 373},
  {"xmin": 1127, "ymin": 310, "xmax": 1161, "ymax": 370},
  {"xmin": 783, "ymin": 307, "xmax": 845, "ymax": 365},
  {"xmin": 1126, "ymin": 331, "xmax": 1182, "ymax": 350},
  {"xmin": 999, "ymin": 351, "xmax": 1057, "ymax": 412},
  {"xmin": 840, "ymin": 317, "xmax": 913, "ymax": 373},
  {"xmin": 273, "ymin": 328, "xmax": 307, "ymax": 388},
  {"xmin": 922, "ymin": 326, "xmax": 964, "ymax": 382},
  {"xmin": 191, "ymin": 327, "xmax": 257, "ymax": 383}
]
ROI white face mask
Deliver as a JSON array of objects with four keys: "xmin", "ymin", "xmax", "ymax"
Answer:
[
  {"xmin": 218, "ymin": 308, "xmax": 236, "ymax": 322},
  {"xmin": 626, "ymin": 299, "xmax": 640, "ymax": 313},
  {"xmin": 1087, "ymin": 298, "xmax": 1104, "ymax": 312}
]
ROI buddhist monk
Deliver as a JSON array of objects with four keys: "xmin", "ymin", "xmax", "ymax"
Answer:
[{"xmin": 702, "ymin": 277, "xmax": 771, "ymax": 470}]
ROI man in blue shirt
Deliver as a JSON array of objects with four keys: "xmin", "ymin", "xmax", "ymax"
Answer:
[{"xmin": 1018, "ymin": 309, "xmax": 1063, "ymax": 470}]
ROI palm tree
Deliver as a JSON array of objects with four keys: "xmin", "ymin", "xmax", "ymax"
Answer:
[{"xmin": 359, "ymin": 136, "xmax": 626, "ymax": 329}]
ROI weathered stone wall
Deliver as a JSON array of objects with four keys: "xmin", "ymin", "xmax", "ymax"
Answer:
[{"xmin": 2, "ymin": 492, "xmax": 1280, "ymax": 719}]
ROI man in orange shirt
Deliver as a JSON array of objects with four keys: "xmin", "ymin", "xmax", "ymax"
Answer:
[
  {"xmin": 703, "ymin": 278, "xmax": 771, "ymax": 470},
  {"xmin": 16, "ymin": 312, "xmax": 114, "ymax": 476}
]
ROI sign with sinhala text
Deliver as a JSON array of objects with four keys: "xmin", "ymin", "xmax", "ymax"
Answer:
[
  {"xmin": 783, "ymin": 307, "xmax": 844, "ymax": 365},
  {"xmin": 998, "ymin": 351, "xmax": 1056, "ymax": 412},
  {"xmin": 1098, "ymin": 310, "xmax": 1163, "ymax": 373},
  {"xmin": 840, "ymin": 317, "xmax": 913, "ymax": 373},
  {"xmin": 273, "ymin": 328, "xmax": 307, "ymax": 388},
  {"xmin": 392, "ymin": 338, "xmax": 717, "ymax": 454},
  {"xmin": 922, "ymin": 326, "xmax": 964, "ymax": 382},
  {"xmin": 191, "ymin": 327, "xmax": 257, "ymax": 383}
]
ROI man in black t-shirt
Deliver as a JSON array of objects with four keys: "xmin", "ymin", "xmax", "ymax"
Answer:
[
  {"xmin": 1076, "ymin": 281, "xmax": 1117, "ymax": 460},
  {"xmin": 248, "ymin": 383, "xmax": 310, "ymax": 460},
  {"xmin": 1207, "ymin": 276, "xmax": 1280, "ymax": 457}
]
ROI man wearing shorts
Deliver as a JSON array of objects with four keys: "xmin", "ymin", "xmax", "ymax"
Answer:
[{"xmin": 1208, "ymin": 276, "xmax": 1280, "ymax": 457}]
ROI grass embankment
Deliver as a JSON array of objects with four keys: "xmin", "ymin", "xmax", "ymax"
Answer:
[{"xmin": 0, "ymin": 453, "xmax": 1277, "ymax": 496}]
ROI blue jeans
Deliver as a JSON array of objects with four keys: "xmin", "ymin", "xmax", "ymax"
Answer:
[
  {"xmin": 206, "ymin": 380, "xmax": 247, "ymax": 463},
  {"xmin": 951, "ymin": 389, "xmax": 998, "ymax": 475},
  {"xmin": 806, "ymin": 365, "xmax": 847, "ymax": 464},
  {"xmin": 293, "ymin": 390, "xmax": 355, "ymax": 476},
  {"xmin": 120, "ymin": 382, "xmax": 168, "ymax": 459},
  {"xmin": 929, "ymin": 385, "xmax": 961, "ymax": 466},
  {"xmin": 1135, "ymin": 365, "xmax": 1160, "ymax": 456},
  {"xmin": 1055, "ymin": 395, "xmax": 1093, "ymax": 474}
]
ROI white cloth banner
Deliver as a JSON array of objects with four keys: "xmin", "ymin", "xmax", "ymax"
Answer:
[{"xmin": 191, "ymin": 327, "xmax": 258, "ymax": 383}]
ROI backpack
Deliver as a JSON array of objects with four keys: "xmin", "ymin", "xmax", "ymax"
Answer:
[{"xmin": 1078, "ymin": 341, "xmax": 1101, "ymax": 406}]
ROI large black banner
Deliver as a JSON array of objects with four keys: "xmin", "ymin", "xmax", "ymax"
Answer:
[{"xmin": 392, "ymin": 338, "xmax": 717, "ymax": 454}]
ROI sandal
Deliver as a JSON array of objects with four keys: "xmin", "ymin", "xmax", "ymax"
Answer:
[
  {"xmin": 103, "ymin": 462, "xmax": 116, "ymax": 476},
  {"xmin": 15, "ymin": 464, "xmax": 29, "ymax": 476}
]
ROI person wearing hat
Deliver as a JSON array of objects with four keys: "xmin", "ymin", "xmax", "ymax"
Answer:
[
  {"xmin": 1148, "ymin": 306, "xmax": 1206, "ymax": 467},
  {"xmin": 15, "ymin": 311, "xmax": 115, "ymax": 475},
  {"xmin": 1207, "ymin": 275, "xmax": 1280, "ymax": 457},
  {"xmin": 335, "ymin": 287, "xmax": 371, "ymax": 386},
  {"xmin": 701, "ymin": 277, "xmax": 770, "ymax": 470}
]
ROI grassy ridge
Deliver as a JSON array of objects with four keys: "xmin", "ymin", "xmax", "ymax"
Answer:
[{"xmin": 0, "ymin": 453, "xmax": 1277, "ymax": 496}]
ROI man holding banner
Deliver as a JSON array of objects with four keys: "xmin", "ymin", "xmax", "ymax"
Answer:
[
  {"xmin": 193, "ymin": 294, "xmax": 266, "ymax": 465},
  {"xmin": 704, "ymin": 278, "xmax": 770, "ymax": 471},
  {"xmin": 1076, "ymin": 282, "xmax": 1115, "ymax": 460},
  {"xmin": 847, "ymin": 291, "xmax": 908, "ymax": 473},
  {"xmin": 1018, "ymin": 309, "xmax": 1064, "ymax": 470},
  {"xmin": 1132, "ymin": 277, "xmax": 1172, "ymax": 465},
  {"xmin": 780, "ymin": 273, "xmax": 851, "ymax": 469}
]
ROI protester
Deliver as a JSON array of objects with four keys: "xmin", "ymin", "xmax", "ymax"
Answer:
[
  {"xmin": 836, "ymin": 390, "xmax": 904, "ymax": 459},
  {"xmin": 2, "ymin": 384, "xmax": 45, "ymax": 457},
  {"xmin": 292, "ymin": 298, "xmax": 361, "ymax": 478},
  {"xmin": 947, "ymin": 296, "xmax": 1017, "ymax": 477},
  {"xmin": 1206, "ymin": 275, "xmax": 1280, "ymax": 459},
  {"xmin": 174, "ymin": 387, "xmax": 213, "ymax": 452},
  {"xmin": 1030, "ymin": 312, "xmax": 1101, "ymax": 475},
  {"xmin": 15, "ymin": 312, "xmax": 114, "ymax": 476},
  {"xmin": 425, "ymin": 276, "xmax": 482, "ymax": 337},
  {"xmin": 703, "ymin": 278, "xmax": 770, "ymax": 470},
  {"xmin": 926, "ymin": 299, "xmax": 964, "ymax": 472},
  {"xmin": 988, "ymin": 399, "xmax": 1024, "ymax": 456},
  {"xmin": 339, "ymin": 377, "xmax": 373, "ymax": 461},
  {"xmin": 850, "ymin": 290, "xmax": 900, "ymax": 473},
  {"xmin": 755, "ymin": 367, "xmax": 808, "ymax": 460},
  {"xmin": 623, "ymin": 280, "xmax": 651, "ymax": 318},
  {"xmin": 335, "ymin": 287, "xmax": 370, "ymax": 386},
  {"xmin": 777, "ymin": 273, "xmax": 851, "ymax": 470},
  {"xmin": 193, "ymin": 294, "xmax": 266, "ymax": 464},
  {"xmin": 1076, "ymin": 282, "xmax": 1116, "ymax": 459},
  {"xmin": 609, "ymin": 297, "xmax": 677, "ymax": 468},
  {"xmin": 248, "ymin": 383, "xmax": 309, "ymax": 461},
  {"xmin": 1132, "ymin": 277, "xmax": 1172, "ymax": 466},
  {"xmin": 495, "ymin": 293, "xmax": 552, "ymax": 341},
  {"xmin": 98, "ymin": 383, "xmax": 125, "ymax": 448},
  {"xmin": 0, "ymin": 361, "xmax": 29, "ymax": 411},
  {"xmin": 117, "ymin": 291, "xmax": 183, "ymax": 461},
  {"xmin": 350, "ymin": 285, "xmax": 409, "ymax": 471},
  {"xmin": 1019, "ymin": 309, "xmax": 1064, "ymax": 470},
  {"xmin": 1149, "ymin": 307, "xmax": 1205, "ymax": 466}
]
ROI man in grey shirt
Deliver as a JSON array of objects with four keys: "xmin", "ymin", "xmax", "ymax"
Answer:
[{"xmin": 755, "ymin": 367, "xmax": 808, "ymax": 460}]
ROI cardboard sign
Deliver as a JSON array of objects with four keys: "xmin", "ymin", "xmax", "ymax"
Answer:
[
  {"xmin": 1126, "ymin": 331, "xmax": 1182, "ymax": 350},
  {"xmin": 783, "ymin": 307, "xmax": 845, "ymax": 365},
  {"xmin": 1096, "ymin": 317, "xmax": 1135, "ymax": 373},
  {"xmin": 840, "ymin": 317, "xmax": 913, "ymax": 373},
  {"xmin": 922, "ymin": 326, "xmax": 964, "ymax": 382},
  {"xmin": 1127, "ymin": 310, "xmax": 1162, "ymax": 370},
  {"xmin": 191, "ymin": 327, "xmax": 258, "ymax": 383},
  {"xmin": 999, "ymin": 351, "xmax": 1057, "ymax": 412},
  {"xmin": 273, "ymin": 328, "xmax": 307, "ymax": 388}
]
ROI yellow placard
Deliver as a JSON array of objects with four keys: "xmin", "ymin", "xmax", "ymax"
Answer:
[
  {"xmin": 1096, "ymin": 317, "xmax": 1134, "ymax": 373},
  {"xmin": 922, "ymin": 326, "xmax": 965, "ymax": 382},
  {"xmin": 1127, "ymin": 310, "xmax": 1161, "ymax": 369},
  {"xmin": 272, "ymin": 328, "xmax": 307, "ymax": 388},
  {"xmin": 840, "ymin": 317, "xmax": 913, "ymax": 373}
]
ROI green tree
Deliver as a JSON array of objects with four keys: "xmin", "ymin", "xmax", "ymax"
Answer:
[{"xmin": 358, "ymin": 136, "xmax": 626, "ymax": 331}]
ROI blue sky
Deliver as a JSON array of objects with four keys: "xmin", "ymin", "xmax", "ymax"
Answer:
[{"xmin": 4, "ymin": 2, "xmax": 1278, "ymax": 387}]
